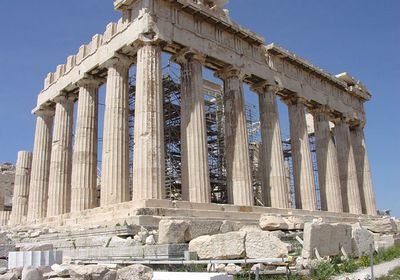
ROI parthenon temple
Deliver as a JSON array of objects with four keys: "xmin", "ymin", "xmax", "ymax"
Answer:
[{"xmin": 4, "ymin": 0, "xmax": 378, "ymax": 227}]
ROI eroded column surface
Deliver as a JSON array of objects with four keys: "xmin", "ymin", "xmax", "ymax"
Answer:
[
  {"xmin": 132, "ymin": 42, "xmax": 165, "ymax": 200},
  {"xmin": 10, "ymin": 151, "xmax": 32, "ymax": 225},
  {"xmin": 254, "ymin": 84, "xmax": 288, "ymax": 208},
  {"xmin": 175, "ymin": 51, "xmax": 210, "ymax": 203},
  {"xmin": 334, "ymin": 119, "xmax": 362, "ymax": 214},
  {"xmin": 350, "ymin": 125, "xmax": 377, "ymax": 215},
  {"xmin": 286, "ymin": 97, "xmax": 316, "ymax": 211},
  {"xmin": 101, "ymin": 58, "xmax": 130, "ymax": 206},
  {"xmin": 71, "ymin": 79, "xmax": 100, "ymax": 212},
  {"xmin": 312, "ymin": 109, "xmax": 343, "ymax": 213},
  {"xmin": 216, "ymin": 67, "xmax": 253, "ymax": 206},
  {"xmin": 27, "ymin": 109, "xmax": 54, "ymax": 222},
  {"xmin": 47, "ymin": 95, "xmax": 74, "ymax": 217}
]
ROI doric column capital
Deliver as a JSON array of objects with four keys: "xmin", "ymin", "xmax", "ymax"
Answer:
[
  {"xmin": 332, "ymin": 114, "xmax": 352, "ymax": 126},
  {"xmin": 349, "ymin": 119, "xmax": 366, "ymax": 129},
  {"xmin": 171, "ymin": 48, "xmax": 206, "ymax": 65},
  {"xmin": 309, "ymin": 105, "xmax": 333, "ymax": 118},
  {"xmin": 215, "ymin": 65, "xmax": 246, "ymax": 81},
  {"xmin": 281, "ymin": 94, "xmax": 308, "ymax": 106},
  {"xmin": 76, "ymin": 75, "xmax": 105, "ymax": 88},
  {"xmin": 134, "ymin": 32, "xmax": 165, "ymax": 49},
  {"xmin": 250, "ymin": 81, "xmax": 282, "ymax": 94},
  {"xmin": 103, "ymin": 53, "xmax": 133, "ymax": 70},
  {"xmin": 53, "ymin": 94, "xmax": 75, "ymax": 104},
  {"xmin": 34, "ymin": 106, "xmax": 55, "ymax": 118}
]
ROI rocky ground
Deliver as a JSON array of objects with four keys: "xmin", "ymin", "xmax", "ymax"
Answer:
[
  {"xmin": 0, "ymin": 214, "xmax": 399, "ymax": 279},
  {"xmin": 0, "ymin": 263, "xmax": 153, "ymax": 280}
]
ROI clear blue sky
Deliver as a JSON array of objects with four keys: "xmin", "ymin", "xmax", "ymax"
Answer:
[{"xmin": 0, "ymin": 1, "xmax": 398, "ymax": 216}]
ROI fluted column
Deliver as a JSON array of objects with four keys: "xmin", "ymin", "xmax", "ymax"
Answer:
[
  {"xmin": 253, "ymin": 83, "xmax": 288, "ymax": 208},
  {"xmin": 101, "ymin": 58, "xmax": 130, "ymax": 206},
  {"xmin": 334, "ymin": 119, "xmax": 362, "ymax": 214},
  {"xmin": 350, "ymin": 124, "xmax": 377, "ymax": 215},
  {"xmin": 173, "ymin": 50, "xmax": 210, "ymax": 203},
  {"xmin": 216, "ymin": 67, "xmax": 253, "ymax": 206},
  {"xmin": 10, "ymin": 151, "xmax": 32, "ymax": 225},
  {"xmin": 71, "ymin": 78, "xmax": 101, "ymax": 212},
  {"xmin": 47, "ymin": 95, "xmax": 74, "ymax": 217},
  {"xmin": 132, "ymin": 41, "xmax": 165, "ymax": 200},
  {"xmin": 27, "ymin": 108, "xmax": 54, "ymax": 222},
  {"xmin": 312, "ymin": 108, "xmax": 343, "ymax": 212},
  {"xmin": 285, "ymin": 97, "xmax": 316, "ymax": 211}
]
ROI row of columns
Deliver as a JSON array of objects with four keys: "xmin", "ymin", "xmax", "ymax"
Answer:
[
  {"xmin": 252, "ymin": 87, "xmax": 376, "ymax": 215},
  {"xmin": 17, "ymin": 42, "xmax": 376, "ymax": 224}
]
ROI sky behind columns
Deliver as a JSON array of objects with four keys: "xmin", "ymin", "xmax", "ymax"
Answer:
[{"xmin": 0, "ymin": 1, "xmax": 398, "ymax": 216}]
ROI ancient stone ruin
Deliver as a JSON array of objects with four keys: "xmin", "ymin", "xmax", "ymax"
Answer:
[{"xmin": 1, "ymin": 0, "xmax": 398, "ymax": 279}]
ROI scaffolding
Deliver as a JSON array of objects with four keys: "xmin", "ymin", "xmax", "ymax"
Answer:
[
  {"xmin": 94, "ymin": 64, "xmax": 322, "ymax": 209},
  {"xmin": 282, "ymin": 134, "xmax": 321, "ymax": 210},
  {"xmin": 126, "ymin": 65, "xmax": 263, "ymax": 203}
]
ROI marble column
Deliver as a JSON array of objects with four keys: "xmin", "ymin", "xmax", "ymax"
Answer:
[
  {"xmin": 101, "ymin": 58, "xmax": 130, "ymax": 206},
  {"xmin": 132, "ymin": 42, "xmax": 165, "ymax": 200},
  {"xmin": 253, "ymin": 84, "xmax": 288, "ymax": 208},
  {"xmin": 47, "ymin": 95, "xmax": 74, "ymax": 217},
  {"xmin": 71, "ymin": 78, "xmax": 101, "ymax": 212},
  {"xmin": 312, "ymin": 108, "xmax": 343, "ymax": 212},
  {"xmin": 350, "ymin": 125, "xmax": 377, "ymax": 215},
  {"xmin": 174, "ymin": 50, "xmax": 211, "ymax": 203},
  {"xmin": 216, "ymin": 67, "xmax": 253, "ymax": 206},
  {"xmin": 334, "ymin": 119, "xmax": 362, "ymax": 214},
  {"xmin": 27, "ymin": 108, "xmax": 54, "ymax": 222},
  {"xmin": 10, "ymin": 151, "xmax": 32, "ymax": 225},
  {"xmin": 286, "ymin": 97, "xmax": 316, "ymax": 211}
]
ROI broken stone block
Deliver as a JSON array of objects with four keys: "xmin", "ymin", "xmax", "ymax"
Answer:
[
  {"xmin": 158, "ymin": 220, "xmax": 189, "ymax": 244},
  {"xmin": 50, "ymin": 264, "xmax": 69, "ymax": 277},
  {"xmin": 188, "ymin": 231, "xmax": 246, "ymax": 260},
  {"xmin": 245, "ymin": 231, "xmax": 289, "ymax": 259},
  {"xmin": 360, "ymin": 217, "xmax": 397, "ymax": 234},
  {"xmin": 117, "ymin": 264, "xmax": 153, "ymax": 280},
  {"xmin": 259, "ymin": 215, "xmax": 290, "ymax": 231},
  {"xmin": 352, "ymin": 227, "xmax": 374, "ymax": 257},
  {"xmin": 0, "ymin": 273, "xmax": 17, "ymax": 280},
  {"xmin": 259, "ymin": 215, "xmax": 304, "ymax": 231},
  {"xmin": 239, "ymin": 225, "xmax": 262, "ymax": 233},
  {"xmin": 185, "ymin": 220, "xmax": 222, "ymax": 241},
  {"xmin": 68, "ymin": 265, "xmax": 109, "ymax": 280},
  {"xmin": 219, "ymin": 220, "xmax": 243, "ymax": 233},
  {"xmin": 302, "ymin": 222, "xmax": 352, "ymax": 259},
  {"xmin": 225, "ymin": 263, "xmax": 242, "ymax": 275},
  {"xmin": 145, "ymin": 235, "xmax": 156, "ymax": 245},
  {"xmin": 285, "ymin": 216, "xmax": 305, "ymax": 230},
  {"xmin": 21, "ymin": 266, "xmax": 43, "ymax": 280},
  {"xmin": 373, "ymin": 234, "xmax": 397, "ymax": 251}
]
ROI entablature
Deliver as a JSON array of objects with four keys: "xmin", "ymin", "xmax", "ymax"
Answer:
[{"xmin": 35, "ymin": 0, "xmax": 370, "ymax": 124}]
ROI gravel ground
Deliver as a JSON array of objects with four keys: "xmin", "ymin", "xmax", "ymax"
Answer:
[{"xmin": 332, "ymin": 258, "xmax": 400, "ymax": 280}]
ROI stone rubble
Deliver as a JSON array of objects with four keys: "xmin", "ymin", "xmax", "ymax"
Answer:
[
  {"xmin": 359, "ymin": 217, "xmax": 398, "ymax": 234},
  {"xmin": 351, "ymin": 225, "xmax": 375, "ymax": 257},
  {"xmin": 21, "ymin": 267, "xmax": 43, "ymax": 280},
  {"xmin": 117, "ymin": 264, "xmax": 153, "ymax": 280},
  {"xmin": 189, "ymin": 231, "xmax": 246, "ymax": 260},
  {"xmin": 245, "ymin": 230, "xmax": 290, "ymax": 259},
  {"xmin": 302, "ymin": 221, "xmax": 352, "ymax": 259}
]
